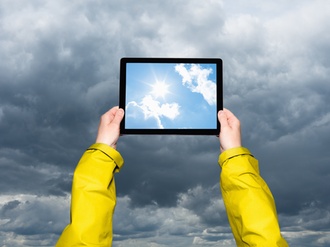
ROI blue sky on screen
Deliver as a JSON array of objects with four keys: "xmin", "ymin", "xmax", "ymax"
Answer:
[{"xmin": 125, "ymin": 63, "xmax": 217, "ymax": 129}]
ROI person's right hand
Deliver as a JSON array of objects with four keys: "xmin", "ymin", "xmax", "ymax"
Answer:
[{"xmin": 218, "ymin": 108, "xmax": 242, "ymax": 153}]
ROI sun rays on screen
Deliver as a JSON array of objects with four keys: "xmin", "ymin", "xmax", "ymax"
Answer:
[
  {"xmin": 151, "ymin": 80, "xmax": 170, "ymax": 99},
  {"xmin": 125, "ymin": 63, "xmax": 217, "ymax": 129}
]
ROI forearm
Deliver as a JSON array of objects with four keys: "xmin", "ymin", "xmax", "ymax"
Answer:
[
  {"xmin": 56, "ymin": 143, "xmax": 124, "ymax": 247},
  {"xmin": 219, "ymin": 147, "xmax": 288, "ymax": 246}
]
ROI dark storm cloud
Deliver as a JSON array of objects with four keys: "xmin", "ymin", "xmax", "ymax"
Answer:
[
  {"xmin": 176, "ymin": 185, "xmax": 229, "ymax": 227},
  {"xmin": 214, "ymin": 2, "xmax": 330, "ymax": 225},
  {"xmin": 113, "ymin": 185, "xmax": 235, "ymax": 246},
  {"xmin": 0, "ymin": 195, "xmax": 68, "ymax": 246},
  {"xmin": 0, "ymin": 150, "xmax": 71, "ymax": 196},
  {"xmin": 0, "ymin": 0, "xmax": 128, "ymax": 196},
  {"xmin": 117, "ymin": 135, "xmax": 220, "ymax": 207}
]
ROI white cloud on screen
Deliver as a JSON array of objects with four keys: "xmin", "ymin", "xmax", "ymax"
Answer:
[
  {"xmin": 127, "ymin": 95, "xmax": 180, "ymax": 128},
  {"xmin": 175, "ymin": 64, "xmax": 216, "ymax": 105}
]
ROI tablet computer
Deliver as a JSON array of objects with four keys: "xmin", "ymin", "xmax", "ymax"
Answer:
[{"xmin": 119, "ymin": 57, "xmax": 223, "ymax": 135}]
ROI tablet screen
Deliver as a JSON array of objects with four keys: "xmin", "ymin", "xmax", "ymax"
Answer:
[{"xmin": 119, "ymin": 58, "xmax": 223, "ymax": 135}]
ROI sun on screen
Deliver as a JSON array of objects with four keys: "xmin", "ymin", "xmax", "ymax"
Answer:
[{"xmin": 151, "ymin": 80, "xmax": 170, "ymax": 98}]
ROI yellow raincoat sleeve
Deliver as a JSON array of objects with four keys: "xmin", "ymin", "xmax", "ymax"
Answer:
[
  {"xmin": 55, "ymin": 143, "xmax": 124, "ymax": 247},
  {"xmin": 219, "ymin": 147, "xmax": 288, "ymax": 247}
]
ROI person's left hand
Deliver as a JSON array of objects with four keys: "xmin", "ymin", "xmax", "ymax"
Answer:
[
  {"xmin": 95, "ymin": 106, "xmax": 125, "ymax": 149},
  {"xmin": 218, "ymin": 108, "xmax": 242, "ymax": 153}
]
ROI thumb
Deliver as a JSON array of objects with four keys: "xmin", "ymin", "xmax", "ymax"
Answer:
[
  {"xmin": 111, "ymin": 108, "xmax": 125, "ymax": 125},
  {"xmin": 218, "ymin": 110, "xmax": 229, "ymax": 129}
]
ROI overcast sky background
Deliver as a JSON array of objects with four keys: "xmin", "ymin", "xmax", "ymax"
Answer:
[{"xmin": 0, "ymin": 0, "xmax": 329, "ymax": 246}]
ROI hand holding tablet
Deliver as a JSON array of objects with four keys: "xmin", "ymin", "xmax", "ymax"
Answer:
[{"xmin": 119, "ymin": 57, "xmax": 223, "ymax": 135}]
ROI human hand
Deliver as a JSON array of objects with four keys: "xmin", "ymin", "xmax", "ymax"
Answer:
[
  {"xmin": 95, "ymin": 106, "xmax": 125, "ymax": 149},
  {"xmin": 218, "ymin": 108, "xmax": 242, "ymax": 152}
]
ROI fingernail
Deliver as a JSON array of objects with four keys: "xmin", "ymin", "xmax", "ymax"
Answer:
[{"xmin": 118, "ymin": 108, "xmax": 124, "ymax": 115}]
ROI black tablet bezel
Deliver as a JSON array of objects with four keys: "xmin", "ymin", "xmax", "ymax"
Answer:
[{"xmin": 119, "ymin": 57, "xmax": 223, "ymax": 135}]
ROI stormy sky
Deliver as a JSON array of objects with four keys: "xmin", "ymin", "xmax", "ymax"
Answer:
[{"xmin": 0, "ymin": 0, "xmax": 330, "ymax": 246}]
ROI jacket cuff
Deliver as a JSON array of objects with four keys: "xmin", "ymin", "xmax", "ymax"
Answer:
[
  {"xmin": 219, "ymin": 147, "xmax": 252, "ymax": 167},
  {"xmin": 88, "ymin": 143, "xmax": 124, "ymax": 171}
]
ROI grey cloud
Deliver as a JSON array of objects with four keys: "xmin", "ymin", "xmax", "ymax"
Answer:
[
  {"xmin": 113, "ymin": 185, "xmax": 234, "ymax": 245},
  {"xmin": 0, "ymin": 195, "xmax": 69, "ymax": 240},
  {"xmin": 177, "ymin": 185, "xmax": 229, "ymax": 227},
  {"xmin": 117, "ymin": 135, "xmax": 220, "ymax": 207},
  {"xmin": 0, "ymin": 147, "xmax": 72, "ymax": 196},
  {"xmin": 215, "ymin": 2, "xmax": 330, "ymax": 222}
]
